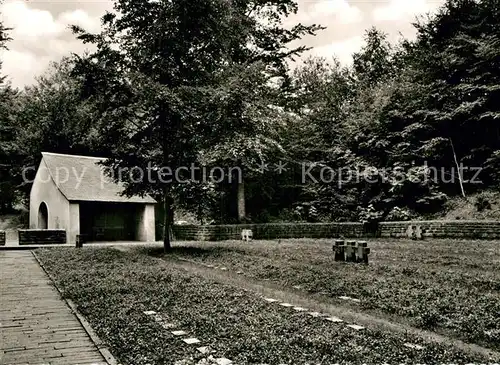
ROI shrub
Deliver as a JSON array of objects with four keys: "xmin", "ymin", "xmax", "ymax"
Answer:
[
  {"xmin": 386, "ymin": 206, "xmax": 413, "ymax": 221},
  {"xmin": 474, "ymin": 195, "xmax": 492, "ymax": 212}
]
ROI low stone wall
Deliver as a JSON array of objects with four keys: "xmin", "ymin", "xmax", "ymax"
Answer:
[
  {"xmin": 0, "ymin": 230, "xmax": 5, "ymax": 246},
  {"xmin": 18, "ymin": 229, "xmax": 67, "ymax": 245},
  {"xmin": 173, "ymin": 220, "xmax": 500, "ymax": 241},
  {"xmin": 379, "ymin": 220, "xmax": 500, "ymax": 239},
  {"xmin": 173, "ymin": 223, "xmax": 366, "ymax": 241}
]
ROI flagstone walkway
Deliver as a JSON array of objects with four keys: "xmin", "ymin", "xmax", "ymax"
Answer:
[{"xmin": 0, "ymin": 251, "xmax": 107, "ymax": 365}]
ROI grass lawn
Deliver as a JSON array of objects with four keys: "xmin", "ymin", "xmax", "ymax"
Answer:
[
  {"xmin": 36, "ymin": 247, "xmax": 497, "ymax": 365},
  {"xmin": 160, "ymin": 238, "xmax": 500, "ymax": 351}
]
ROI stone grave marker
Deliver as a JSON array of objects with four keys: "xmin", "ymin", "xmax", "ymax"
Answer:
[
  {"xmin": 347, "ymin": 324, "xmax": 365, "ymax": 330},
  {"xmin": 333, "ymin": 240, "xmax": 345, "ymax": 261},
  {"xmin": 406, "ymin": 225, "xmax": 415, "ymax": 239},
  {"xmin": 183, "ymin": 338, "xmax": 201, "ymax": 344},
  {"xmin": 326, "ymin": 316, "xmax": 343, "ymax": 323},
  {"xmin": 241, "ymin": 229, "xmax": 253, "ymax": 241},
  {"xmin": 345, "ymin": 241, "xmax": 357, "ymax": 262},
  {"xmin": 172, "ymin": 330, "xmax": 187, "ymax": 336},
  {"xmin": 414, "ymin": 225, "xmax": 423, "ymax": 240},
  {"xmin": 333, "ymin": 240, "xmax": 370, "ymax": 264},
  {"xmin": 356, "ymin": 241, "xmax": 370, "ymax": 264}
]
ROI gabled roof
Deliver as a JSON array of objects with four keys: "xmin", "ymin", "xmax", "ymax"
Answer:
[{"xmin": 41, "ymin": 152, "xmax": 156, "ymax": 204}]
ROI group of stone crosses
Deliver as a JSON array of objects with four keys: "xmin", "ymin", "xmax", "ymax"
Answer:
[
  {"xmin": 333, "ymin": 240, "xmax": 370, "ymax": 264},
  {"xmin": 240, "ymin": 224, "xmax": 424, "ymax": 263},
  {"xmin": 240, "ymin": 229, "xmax": 371, "ymax": 263},
  {"xmin": 407, "ymin": 225, "xmax": 424, "ymax": 240},
  {"xmin": 241, "ymin": 229, "xmax": 253, "ymax": 241}
]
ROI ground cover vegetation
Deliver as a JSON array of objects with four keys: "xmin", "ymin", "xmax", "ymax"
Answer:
[
  {"xmin": 162, "ymin": 238, "xmax": 500, "ymax": 351},
  {"xmin": 1, "ymin": 0, "xmax": 500, "ymax": 241},
  {"xmin": 36, "ymin": 247, "xmax": 498, "ymax": 364}
]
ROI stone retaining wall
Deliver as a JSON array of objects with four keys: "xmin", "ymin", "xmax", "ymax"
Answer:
[
  {"xmin": 173, "ymin": 223, "xmax": 367, "ymax": 241},
  {"xmin": 173, "ymin": 220, "xmax": 500, "ymax": 241},
  {"xmin": 379, "ymin": 220, "xmax": 500, "ymax": 239},
  {"xmin": 18, "ymin": 229, "xmax": 67, "ymax": 245}
]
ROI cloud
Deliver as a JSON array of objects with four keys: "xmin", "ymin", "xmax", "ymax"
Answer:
[
  {"xmin": 1, "ymin": 0, "xmax": 445, "ymax": 88},
  {"xmin": 308, "ymin": 35, "xmax": 364, "ymax": 65},
  {"xmin": 288, "ymin": 0, "xmax": 363, "ymax": 26},
  {"xmin": 1, "ymin": 1, "xmax": 63, "ymax": 40},
  {"xmin": 309, "ymin": 0, "xmax": 363, "ymax": 25},
  {"xmin": 58, "ymin": 9, "xmax": 102, "ymax": 34},
  {"xmin": 0, "ymin": 49, "xmax": 53, "ymax": 86},
  {"xmin": 373, "ymin": 0, "xmax": 441, "ymax": 22},
  {"xmin": 1, "ymin": 1, "xmax": 101, "ymax": 41},
  {"xmin": 0, "ymin": 0, "xmax": 101, "ymax": 88}
]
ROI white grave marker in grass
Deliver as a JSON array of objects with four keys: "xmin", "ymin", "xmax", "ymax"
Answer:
[
  {"xmin": 171, "ymin": 330, "xmax": 187, "ymax": 336},
  {"xmin": 263, "ymin": 297, "xmax": 276, "ymax": 302},
  {"xmin": 308, "ymin": 311, "xmax": 323, "ymax": 317},
  {"xmin": 339, "ymin": 296, "xmax": 360, "ymax": 303},
  {"xmin": 215, "ymin": 358, "xmax": 233, "ymax": 365},
  {"xmin": 197, "ymin": 346, "xmax": 210, "ymax": 354},
  {"xmin": 241, "ymin": 229, "xmax": 253, "ymax": 241},
  {"xmin": 347, "ymin": 324, "xmax": 365, "ymax": 330},
  {"xmin": 404, "ymin": 343, "xmax": 424, "ymax": 350},
  {"xmin": 160, "ymin": 322, "xmax": 176, "ymax": 329},
  {"xmin": 325, "ymin": 317, "xmax": 343, "ymax": 323},
  {"xmin": 182, "ymin": 338, "xmax": 200, "ymax": 344}
]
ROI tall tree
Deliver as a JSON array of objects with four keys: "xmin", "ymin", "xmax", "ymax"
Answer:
[
  {"xmin": 195, "ymin": 3, "xmax": 322, "ymax": 222},
  {"xmin": 285, "ymin": 56, "xmax": 357, "ymax": 221},
  {"xmin": 71, "ymin": 0, "xmax": 321, "ymax": 249},
  {"xmin": 0, "ymin": 3, "xmax": 19, "ymax": 212},
  {"xmin": 394, "ymin": 0, "xmax": 500, "ymax": 196},
  {"xmin": 14, "ymin": 58, "xmax": 103, "ymax": 202},
  {"xmin": 352, "ymin": 27, "xmax": 395, "ymax": 88}
]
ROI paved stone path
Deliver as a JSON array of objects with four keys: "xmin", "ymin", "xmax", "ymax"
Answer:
[{"xmin": 0, "ymin": 251, "xmax": 107, "ymax": 365}]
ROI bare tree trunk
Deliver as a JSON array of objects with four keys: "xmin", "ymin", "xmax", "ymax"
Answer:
[
  {"xmin": 450, "ymin": 137, "xmax": 466, "ymax": 198},
  {"xmin": 237, "ymin": 177, "xmax": 245, "ymax": 222},
  {"xmin": 159, "ymin": 98, "xmax": 173, "ymax": 252},
  {"xmin": 169, "ymin": 200, "xmax": 175, "ymax": 241},
  {"xmin": 163, "ymin": 189, "xmax": 172, "ymax": 252}
]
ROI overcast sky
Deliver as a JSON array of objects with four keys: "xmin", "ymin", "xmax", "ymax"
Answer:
[{"xmin": 0, "ymin": 0, "xmax": 444, "ymax": 88}]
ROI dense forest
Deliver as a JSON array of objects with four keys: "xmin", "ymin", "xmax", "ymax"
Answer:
[{"xmin": 1, "ymin": 0, "xmax": 500, "ymax": 232}]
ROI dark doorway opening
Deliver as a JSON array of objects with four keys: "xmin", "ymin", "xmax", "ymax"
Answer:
[
  {"xmin": 38, "ymin": 202, "xmax": 48, "ymax": 229},
  {"xmin": 79, "ymin": 202, "xmax": 140, "ymax": 241}
]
